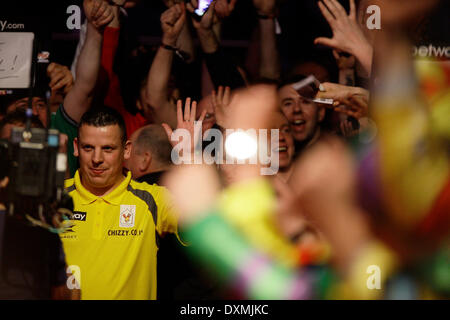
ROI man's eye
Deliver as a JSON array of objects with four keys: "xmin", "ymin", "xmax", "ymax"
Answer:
[{"xmin": 83, "ymin": 146, "xmax": 93, "ymax": 151}]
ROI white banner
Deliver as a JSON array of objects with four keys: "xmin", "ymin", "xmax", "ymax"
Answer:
[{"xmin": 0, "ymin": 32, "xmax": 34, "ymax": 88}]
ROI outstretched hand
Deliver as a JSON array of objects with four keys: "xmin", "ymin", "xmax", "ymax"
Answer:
[
  {"xmin": 162, "ymin": 98, "xmax": 207, "ymax": 155},
  {"xmin": 314, "ymin": 0, "xmax": 372, "ymax": 75},
  {"xmin": 211, "ymin": 86, "xmax": 232, "ymax": 128},
  {"xmin": 317, "ymin": 82, "xmax": 369, "ymax": 119}
]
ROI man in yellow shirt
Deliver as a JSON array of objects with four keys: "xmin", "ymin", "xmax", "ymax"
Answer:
[{"xmin": 61, "ymin": 106, "xmax": 178, "ymax": 300}]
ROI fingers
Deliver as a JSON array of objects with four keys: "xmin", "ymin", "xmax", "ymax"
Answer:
[
  {"xmin": 314, "ymin": 37, "xmax": 337, "ymax": 49},
  {"xmin": 186, "ymin": 1, "xmax": 195, "ymax": 13},
  {"xmin": 204, "ymin": 0, "xmax": 216, "ymax": 20},
  {"xmin": 190, "ymin": 100, "xmax": 197, "ymax": 122},
  {"xmin": 177, "ymin": 99, "xmax": 184, "ymax": 125},
  {"xmin": 318, "ymin": 1, "xmax": 336, "ymax": 27},
  {"xmin": 174, "ymin": 4, "xmax": 187, "ymax": 30},
  {"xmin": 184, "ymin": 98, "xmax": 191, "ymax": 122},
  {"xmin": 223, "ymin": 86, "xmax": 231, "ymax": 105},
  {"xmin": 217, "ymin": 85, "xmax": 224, "ymax": 101},
  {"xmin": 89, "ymin": 0, "xmax": 101, "ymax": 20},
  {"xmin": 211, "ymin": 89, "xmax": 218, "ymax": 109},
  {"xmin": 332, "ymin": 49, "xmax": 340, "ymax": 61},
  {"xmin": 326, "ymin": 0, "xmax": 347, "ymax": 18},
  {"xmin": 198, "ymin": 109, "xmax": 207, "ymax": 123},
  {"xmin": 349, "ymin": 0, "xmax": 356, "ymax": 20},
  {"xmin": 47, "ymin": 62, "xmax": 56, "ymax": 75},
  {"xmin": 161, "ymin": 123, "xmax": 175, "ymax": 146}
]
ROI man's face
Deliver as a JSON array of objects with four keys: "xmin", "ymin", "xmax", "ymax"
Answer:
[
  {"xmin": 7, "ymin": 97, "xmax": 48, "ymax": 128},
  {"xmin": 124, "ymin": 128, "xmax": 144, "ymax": 179},
  {"xmin": 74, "ymin": 124, "xmax": 131, "ymax": 194},
  {"xmin": 272, "ymin": 113, "xmax": 295, "ymax": 170},
  {"xmin": 279, "ymin": 85, "xmax": 324, "ymax": 143}
]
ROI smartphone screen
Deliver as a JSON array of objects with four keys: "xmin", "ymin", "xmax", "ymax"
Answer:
[{"xmin": 194, "ymin": 0, "xmax": 213, "ymax": 17}]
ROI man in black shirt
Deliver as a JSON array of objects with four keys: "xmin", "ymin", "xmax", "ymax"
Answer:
[{"xmin": 124, "ymin": 124, "xmax": 173, "ymax": 184}]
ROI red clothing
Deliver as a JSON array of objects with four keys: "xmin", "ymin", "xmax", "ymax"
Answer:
[{"xmin": 101, "ymin": 27, "xmax": 148, "ymax": 138}]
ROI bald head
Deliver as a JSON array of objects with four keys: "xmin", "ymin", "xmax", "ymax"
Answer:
[{"xmin": 125, "ymin": 125, "xmax": 173, "ymax": 179}]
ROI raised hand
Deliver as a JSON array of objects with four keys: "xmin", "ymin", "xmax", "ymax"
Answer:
[
  {"xmin": 339, "ymin": 119, "xmax": 359, "ymax": 138},
  {"xmin": 162, "ymin": 98, "xmax": 207, "ymax": 154},
  {"xmin": 161, "ymin": 2, "xmax": 187, "ymax": 46},
  {"xmin": 186, "ymin": 0, "xmax": 218, "ymax": 30},
  {"xmin": 215, "ymin": 0, "xmax": 237, "ymax": 20},
  {"xmin": 317, "ymin": 82, "xmax": 369, "ymax": 119},
  {"xmin": 211, "ymin": 86, "xmax": 232, "ymax": 128},
  {"xmin": 314, "ymin": 0, "xmax": 372, "ymax": 75},
  {"xmin": 47, "ymin": 63, "xmax": 73, "ymax": 95},
  {"xmin": 83, "ymin": 0, "xmax": 114, "ymax": 30}
]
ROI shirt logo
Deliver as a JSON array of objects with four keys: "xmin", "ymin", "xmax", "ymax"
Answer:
[
  {"xmin": 119, "ymin": 205, "xmax": 136, "ymax": 228},
  {"xmin": 70, "ymin": 211, "xmax": 87, "ymax": 221}
]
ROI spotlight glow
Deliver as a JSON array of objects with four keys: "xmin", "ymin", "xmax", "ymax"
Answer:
[{"xmin": 225, "ymin": 131, "xmax": 258, "ymax": 160}]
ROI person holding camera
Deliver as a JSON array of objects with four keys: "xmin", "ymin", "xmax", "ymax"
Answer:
[{"xmin": 0, "ymin": 115, "xmax": 77, "ymax": 300}]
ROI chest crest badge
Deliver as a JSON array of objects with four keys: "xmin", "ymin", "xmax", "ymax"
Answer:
[{"xmin": 119, "ymin": 205, "xmax": 136, "ymax": 228}]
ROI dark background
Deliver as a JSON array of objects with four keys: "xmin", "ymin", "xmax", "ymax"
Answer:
[{"xmin": 2, "ymin": 0, "xmax": 449, "ymax": 82}]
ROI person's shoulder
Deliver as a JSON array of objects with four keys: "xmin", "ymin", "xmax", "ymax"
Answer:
[
  {"xmin": 64, "ymin": 177, "xmax": 75, "ymax": 189},
  {"xmin": 129, "ymin": 179, "xmax": 167, "ymax": 194}
]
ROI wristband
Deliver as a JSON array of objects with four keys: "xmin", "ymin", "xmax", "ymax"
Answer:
[
  {"xmin": 257, "ymin": 13, "xmax": 275, "ymax": 20},
  {"xmin": 161, "ymin": 43, "xmax": 190, "ymax": 62}
]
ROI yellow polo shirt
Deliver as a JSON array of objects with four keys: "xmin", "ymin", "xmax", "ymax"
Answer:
[{"xmin": 61, "ymin": 170, "xmax": 178, "ymax": 300}]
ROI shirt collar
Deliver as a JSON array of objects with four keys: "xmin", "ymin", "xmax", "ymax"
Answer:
[{"xmin": 74, "ymin": 170, "xmax": 132, "ymax": 206}]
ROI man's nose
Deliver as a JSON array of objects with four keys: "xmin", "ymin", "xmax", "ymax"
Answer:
[
  {"xmin": 293, "ymin": 100, "xmax": 302, "ymax": 113},
  {"xmin": 92, "ymin": 149, "xmax": 104, "ymax": 164},
  {"xmin": 32, "ymin": 104, "xmax": 39, "ymax": 116}
]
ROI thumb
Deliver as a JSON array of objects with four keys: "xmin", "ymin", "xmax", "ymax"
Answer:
[
  {"xmin": 204, "ymin": 0, "xmax": 216, "ymax": 19},
  {"xmin": 314, "ymin": 37, "xmax": 337, "ymax": 49},
  {"xmin": 47, "ymin": 62, "xmax": 56, "ymax": 75},
  {"xmin": 161, "ymin": 123, "xmax": 174, "ymax": 142}
]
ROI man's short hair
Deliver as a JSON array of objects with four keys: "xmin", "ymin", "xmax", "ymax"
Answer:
[
  {"xmin": 277, "ymin": 74, "xmax": 309, "ymax": 89},
  {"xmin": 134, "ymin": 125, "xmax": 172, "ymax": 166},
  {"xmin": 79, "ymin": 106, "xmax": 127, "ymax": 145}
]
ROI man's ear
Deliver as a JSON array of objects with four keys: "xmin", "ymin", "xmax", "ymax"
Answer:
[
  {"xmin": 136, "ymin": 99, "xmax": 143, "ymax": 111},
  {"xmin": 318, "ymin": 106, "xmax": 326, "ymax": 123},
  {"xmin": 140, "ymin": 151, "xmax": 152, "ymax": 172},
  {"xmin": 73, "ymin": 137, "xmax": 79, "ymax": 157},
  {"xmin": 124, "ymin": 140, "xmax": 132, "ymax": 160}
]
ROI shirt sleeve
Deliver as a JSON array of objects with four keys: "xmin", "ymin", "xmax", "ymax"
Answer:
[
  {"xmin": 154, "ymin": 186, "xmax": 179, "ymax": 237},
  {"xmin": 51, "ymin": 104, "xmax": 79, "ymax": 177}
]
